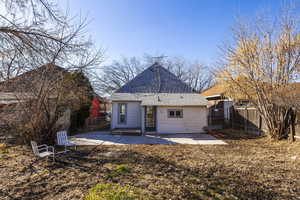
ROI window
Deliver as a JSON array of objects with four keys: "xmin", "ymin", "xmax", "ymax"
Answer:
[
  {"xmin": 238, "ymin": 99, "xmax": 250, "ymax": 106},
  {"xmin": 168, "ymin": 109, "xmax": 183, "ymax": 118},
  {"xmin": 118, "ymin": 103, "xmax": 127, "ymax": 124}
]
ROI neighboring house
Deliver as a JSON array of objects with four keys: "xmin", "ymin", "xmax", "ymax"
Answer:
[
  {"xmin": 0, "ymin": 64, "xmax": 71, "ymax": 129},
  {"xmin": 0, "ymin": 64, "xmax": 67, "ymax": 92},
  {"xmin": 0, "ymin": 64, "xmax": 93, "ymax": 131},
  {"xmin": 0, "ymin": 64, "xmax": 68, "ymax": 105},
  {"xmin": 110, "ymin": 63, "xmax": 208, "ymax": 135}
]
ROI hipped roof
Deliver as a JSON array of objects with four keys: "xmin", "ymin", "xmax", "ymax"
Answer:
[{"xmin": 115, "ymin": 63, "xmax": 195, "ymax": 93}]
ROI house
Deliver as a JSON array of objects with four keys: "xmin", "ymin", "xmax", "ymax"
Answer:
[
  {"xmin": 110, "ymin": 63, "xmax": 208, "ymax": 135},
  {"xmin": 0, "ymin": 64, "xmax": 94, "ymax": 132},
  {"xmin": 0, "ymin": 64, "xmax": 72, "ymax": 107},
  {"xmin": 0, "ymin": 64, "xmax": 67, "ymax": 110}
]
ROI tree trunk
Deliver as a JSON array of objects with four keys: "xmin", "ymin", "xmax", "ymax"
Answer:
[
  {"xmin": 264, "ymin": 107, "xmax": 297, "ymax": 141},
  {"xmin": 291, "ymin": 109, "xmax": 296, "ymax": 142}
]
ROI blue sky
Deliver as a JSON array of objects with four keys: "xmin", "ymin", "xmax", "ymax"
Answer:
[{"xmin": 58, "ymin": 0, "xmax": 283, "ymax": 64}]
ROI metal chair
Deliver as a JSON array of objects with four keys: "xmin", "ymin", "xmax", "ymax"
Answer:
[
  {"xmin": 31, "ymin": 141, "xmax": 55, "ymax": 162},
  {"xmin": 56, "ymin": 131, "xmax": 77, "ymax": 152}
]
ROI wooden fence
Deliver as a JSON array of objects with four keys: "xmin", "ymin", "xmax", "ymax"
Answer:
[
  {"xmin": 85, "ymin": 116, "xmax": 110, "ymax": 130},
  {"xmin": 230, "ymin": 106, "xmax": 266, "ymax": 135},
  {"xmin": 230, "ymin": 106, "xmax": 300, "ymax": 137}
]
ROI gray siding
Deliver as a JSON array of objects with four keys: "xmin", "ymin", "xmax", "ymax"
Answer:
[
  {"xmin": 111, "ymin": 102, "xmax": 141, "ymax": 129},
  {"xmin": 156, "ymin": 106, "xmax": 207, "ymax": 134}
]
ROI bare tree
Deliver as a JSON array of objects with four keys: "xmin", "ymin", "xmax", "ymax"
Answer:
[
  {"xmin": 186, "ymin": 62, "xmax": 214, "ymax": 92},
  {"xmin": 0, "ymin": 0, "xmax": 103, "ymax": 144},
  {"xmin": 163, "ymin": 57, "xmax": 213, "ymax": 92},
  {"xmin": 218, "ymin": 3, "xmax": 300, "ymax": 140},
  {"xmin": 163, "ymin": 56, "xmax": 188, "ymax": 81},
  {"xmin": 94, "ymin": 57, "xmax": 145, "ymax": 94}
]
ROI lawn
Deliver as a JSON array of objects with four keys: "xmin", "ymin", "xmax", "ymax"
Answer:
[{"xmin": 0, "ymin": 130, "xmax": 299, "ymax": 200}]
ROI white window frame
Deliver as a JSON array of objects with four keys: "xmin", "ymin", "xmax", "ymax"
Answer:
[
  {"xmin": 118, "ymin": 103, "xmax": 127, "ymax": 124},
  {"xmin": 168, "ymin": 109, "xmax": 183, "ymax": 118}
]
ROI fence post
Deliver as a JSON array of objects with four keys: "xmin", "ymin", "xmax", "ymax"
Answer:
[
  {"xmin": 209, "ymin": 109, "xmax": 212, "ymax": 126},
  {"xmin": 230, "ymin": 106, "xmax": 233, "ymax": 129},
  {"xmin": 259, "ymin": 115, "xmax": 262, "ymax": 136},
  {"xmin": 244, "ymin": 106, "xmax": 248, "ymax": 132}
]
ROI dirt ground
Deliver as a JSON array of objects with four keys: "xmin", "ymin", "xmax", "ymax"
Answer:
[{"xmin": 0, "ymin": 130, "xmax": 300, "ymax": 200}]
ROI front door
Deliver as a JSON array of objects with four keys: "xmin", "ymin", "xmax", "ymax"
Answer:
[{"xmin": 145, "ymin": 106, "xmax": 156, "ymax": 132}]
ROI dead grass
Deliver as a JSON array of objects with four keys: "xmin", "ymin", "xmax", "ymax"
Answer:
[
  {"xmin": 0, "ymin": 130, "xmax": 299, "ymax": 200},
  {"xmin": 85, "ymin": 183, "xmax": 152, "ymax": 200}
]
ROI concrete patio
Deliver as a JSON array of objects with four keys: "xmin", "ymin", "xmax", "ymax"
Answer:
[{"xmin": 70, "ymin": 131, "xmax": 227, "ymax": 145}]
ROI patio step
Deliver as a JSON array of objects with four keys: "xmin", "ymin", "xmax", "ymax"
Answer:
[{"xmin": 111, "ymin": 128, "xmax": 142, "ymax": 136}]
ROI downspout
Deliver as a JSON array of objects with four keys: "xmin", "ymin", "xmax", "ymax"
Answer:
[{"xmin": 141, "ymin": 106, "xmax": 145, "ymax": 135}]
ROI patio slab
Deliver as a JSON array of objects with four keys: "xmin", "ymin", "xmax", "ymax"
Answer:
[{"xmin": 71, "ymin": 131, "xmax": 227, "ymax": 145}]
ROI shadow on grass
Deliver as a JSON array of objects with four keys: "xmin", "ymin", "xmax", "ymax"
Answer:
[
  {"xmin": 49, "ymin": 147, "xmax": 282, "ymax": 199},
  {"xmin": 208, "ymin": 128, "xmax": 265, "ymax": 141},
  {"xmin": 3, "ymin": 144, "xmax": 293, "ymax": 200}
]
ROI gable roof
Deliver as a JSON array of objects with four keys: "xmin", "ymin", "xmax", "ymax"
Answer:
[
  {"xmin": 0, "ymin": 63, "xmax": 68, "ymax": 93},
  {"xmin": 115, "ymin": 63, "xmax": 194, "ymax": 93},
  {"xmin": 200, "ymin": 83, "xmax": 227, "ymax": 97}
]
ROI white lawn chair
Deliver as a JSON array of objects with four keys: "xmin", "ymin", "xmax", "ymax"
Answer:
[
  {"xmin": 31, "ymin": 141, "xmax": 55, "ymax": 162},
  {"xmin": 56, "ymin": 131, "xmax": 77, "ymax": 152}
]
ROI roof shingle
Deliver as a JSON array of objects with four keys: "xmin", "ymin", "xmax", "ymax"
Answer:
[{"xmin": 115, "ymin": 63, "xmax": 194, "ymax": 93}]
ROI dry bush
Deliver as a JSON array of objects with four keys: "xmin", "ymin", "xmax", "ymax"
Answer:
[
  {"xmin": 218, "ymin": 3, "xmax": 300, "ymax": 140},
  {"xmin": 0, "ymin": 1, "xmax": 103, "ymax": 144}
]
